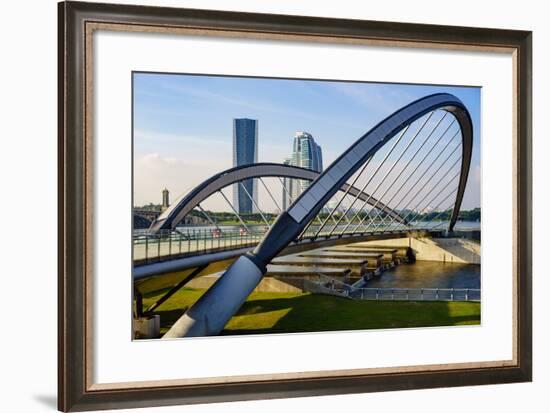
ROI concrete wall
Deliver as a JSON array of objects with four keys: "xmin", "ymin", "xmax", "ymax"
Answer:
[{"xmin": 359, "ymin": 236, "xmax": 480, "ymax": 264}]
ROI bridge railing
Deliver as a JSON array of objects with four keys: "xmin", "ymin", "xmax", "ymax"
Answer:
[
  {"xmin": 352, "ymin": 287, "xmax": 480, "ymax": 302},
  {"xmin": 133, "ymin": 228, "xmax": 267, "ymax": 263},
  {"xmin": 133, "ymin": 223, "xmax": 477, "ymax": 264}
]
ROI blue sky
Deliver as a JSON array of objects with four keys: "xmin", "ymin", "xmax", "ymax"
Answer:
[{"xmin": 133, "ymin": 73, "xmax": 480, "ymax": 211}]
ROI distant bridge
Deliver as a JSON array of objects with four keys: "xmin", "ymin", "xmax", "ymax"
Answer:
[{"xmin": 147, "ymin": 162, "xmax": 406, "ymax": 233}]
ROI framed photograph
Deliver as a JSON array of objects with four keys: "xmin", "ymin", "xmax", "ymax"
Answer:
[{"xmin": 58, "ymin": 1, "xmax": 532, "ymax": 411}]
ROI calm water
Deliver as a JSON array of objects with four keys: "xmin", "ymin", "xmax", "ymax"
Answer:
[{"xmin": 366, "ymin": 261, "xmax": 480, "ymax": 289}]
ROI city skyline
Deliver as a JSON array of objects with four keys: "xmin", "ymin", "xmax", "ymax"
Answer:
[{"xmin": 133, "ymin": 73, "xmax": 481, "ymax": 212}]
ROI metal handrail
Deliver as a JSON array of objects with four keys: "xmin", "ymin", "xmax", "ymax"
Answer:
[
  {"xmin": 132, "ymin": 225, "xmax": 479, "ymax": 264},
  {"xmin": 352, "ymin": 287, "xmax": 480, "ymax": 301}
]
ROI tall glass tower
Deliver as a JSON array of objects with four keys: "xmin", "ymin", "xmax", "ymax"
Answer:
[
  {"xmin": 283, "ymin": 131, "xmax": 323, "ymax": 206},
  {"xmin": 232, "ymin": 118, "xmax": 258, "ymax": 214},
  {"xmin": 287, "ymin": 132, "xmax": 323, "ymax": 202}
]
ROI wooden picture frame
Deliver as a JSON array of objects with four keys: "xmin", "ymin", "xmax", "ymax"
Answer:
[{"xmin": 58, "ymin": 1, "xmax": 532, "ymax": 411}]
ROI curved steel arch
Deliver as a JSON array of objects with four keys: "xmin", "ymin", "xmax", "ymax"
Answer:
[
  {"xmin": 163, "ymin": 93, "xmax": 473, "ymax": 338},
  {"xmin": 148, "ymin": 162, "xmax": 406, "ymax": 233}
]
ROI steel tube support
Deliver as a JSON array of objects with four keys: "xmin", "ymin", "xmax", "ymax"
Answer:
[{"xmin": 162, "ymin": 255, "xmax": 263, "ymax": 337}]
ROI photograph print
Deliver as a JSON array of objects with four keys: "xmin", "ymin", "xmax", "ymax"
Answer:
[{"xmin": 132, "ymin": 73, "xmax": 481, "ymax": 340}]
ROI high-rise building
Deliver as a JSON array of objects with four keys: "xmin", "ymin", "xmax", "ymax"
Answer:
[
  {"xmin": 282, "ymin": 157, "xmax": 293, "ymax": 210},
  {"xmin": 282, "ymin": 132, "xmax": 323, "ymax": 208},
  {"xmin": 161, "ymin": 188, "xmax": 170, "ymax": 212},
  {"xmin": 232, "ymin": 118, "xmax": 258, "ymax": 214}
]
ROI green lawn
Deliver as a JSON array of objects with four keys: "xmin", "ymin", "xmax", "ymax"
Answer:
[{"xmin": 141, "ymin": 288, "xmax": 481, "ymax": 336}]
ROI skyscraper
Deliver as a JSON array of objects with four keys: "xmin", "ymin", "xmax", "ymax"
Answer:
[
  {"xmin": 232, "ymin": 118, "xmax": 258, "ymax": 214},
  {"xmin": 282, "ymin": 157, "xmax": 293, "ymax": 210},
  {"xmin": 283, "ymin": 131, "xmax": 323, "ymax": 207}
]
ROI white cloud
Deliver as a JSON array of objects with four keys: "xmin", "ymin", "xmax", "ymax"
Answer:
[
  {"xmin": 134, "ymin": 152, "xmax": 229, "ymax": 207},
  {"xmin": 328, "ymin": 83, "xmax": 416, "ymax": 115}
]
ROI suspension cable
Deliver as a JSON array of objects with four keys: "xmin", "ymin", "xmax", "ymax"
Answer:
[
  {"xmin": 347, "ymin": 111, "xmax": 445, "ymax": 234},
  {"xmin": 218, "ymin": 189, "xmax": 250, "ymax": 232},
  {"xmin": 386, "ymin": 144, "xmax": 462, "ymax": 231},
  {"xmin": 316, "ymin": 122, "xmax": 412, "ymax": 238},
  {"xmin": 239, "ymin": 181, "xmax": 270, "ymax": 227},
  {"xmin": 368, "ymin": 125, "xmax": 460, "ymax": 232},
  {"xmin": 258, "ymin": 177, "xmax": 282, "ymax": 214},
  {"xmin": 196, "ymin": 204, "xmax": 221, "ymax": 231},
  {"xmin": 359, "ymin": 116, "xmax": 456, "ymax": 233},
  {"xmin": 396, "ymin": 169, "xmax": 461, "ymax": 231},
  {"xmin": 374, "ymin": 129, "xmax": 461, "ymax": 230}
]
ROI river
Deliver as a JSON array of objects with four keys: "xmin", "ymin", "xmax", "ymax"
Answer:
[{"xmin": 365, "ymin": 261, "xmax": 480, "ymax": 289}]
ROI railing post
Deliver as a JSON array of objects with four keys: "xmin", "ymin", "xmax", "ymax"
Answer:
[
  {"xmin": 451, "ymin": 288, "xmax": 454, "ymax": 301},
  {"xmin": 465, "ymin": 288, "xmax": 469, "ymax": 301},
  {"xmin": 361, "ymin": 289, "xmax": 364, "ymax": 299},
  {"xmin": 178, "ymin": 232, "xmax": 182, "ymax": 254},
  {"xmin": 391, "ymin": 289, "xmax": 394, "ymax": 300},
  {"xmin": 406, "ymin": 289, "xmax": 409, "ymax": 300},
  {"xmin": 157, "ymin": 234, "xmax": 161, "ymax": 258},
  {"xmin": 420, "ymin": 288, "xmax": 423, "ymax": 300},
  {"xmin": 376, "ymin": 289, "xmax": 379, "ymax": 300},
  {"xmin": 436, "ymin": 288, "xmax": 439, "ymax": 300},
  {"xmin": 145, "ymin": 235, "xmax": 149, "ymax": 262}
]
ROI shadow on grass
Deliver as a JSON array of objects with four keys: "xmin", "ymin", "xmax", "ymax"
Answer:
[
  {"xmin": 144, "ymin": 288, "xmax": 480, "ymax": 337},
  {"xmin": 220, "ymin": 294, "xmax": 480, "ymax": 335}
]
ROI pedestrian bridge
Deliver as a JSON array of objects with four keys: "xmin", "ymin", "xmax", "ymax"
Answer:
[{"xmin": 132, "ymin": 93, "xmax": 474, "ymax": 338}]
